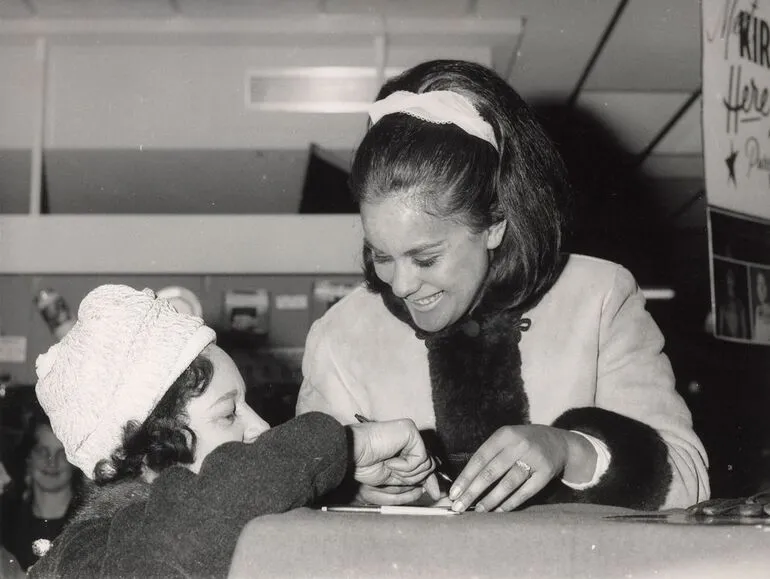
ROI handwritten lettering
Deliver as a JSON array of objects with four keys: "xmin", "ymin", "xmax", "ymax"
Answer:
[
  {"xmin": 706, "ymin": 0, "xmax": 770, "ymax": 66},
  {"xmin": 723, "ymin": 64, "xmax": 770, "ymax": 134},
  {"xmin": 707, "ymin": 0, "xmax": 740, "ymax": 59},
  {"xmin": 744, "ymin": 137, "xmax": 770, "ymax": 182}
]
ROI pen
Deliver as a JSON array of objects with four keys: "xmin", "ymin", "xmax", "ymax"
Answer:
[
  {"xmin": 321, "ymin": 505, "xmax": 459, "ymax": 516},
  {"xmin": 353, "ymin": 413, "xmax": 455, "ymax": 487}
]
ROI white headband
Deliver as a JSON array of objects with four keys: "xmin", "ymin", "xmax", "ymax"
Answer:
[{"xmin": 368, "ymin": 90, "xmax": 498, "ymax": 151}]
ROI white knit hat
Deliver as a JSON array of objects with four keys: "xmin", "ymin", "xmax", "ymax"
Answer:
[{"xmin": 35, "ymin": 284, "xmax": 216, "ymax": 478}]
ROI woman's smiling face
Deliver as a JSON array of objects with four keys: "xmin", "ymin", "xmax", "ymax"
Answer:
[
  {"xmin": 28, "ymin": 424, "xmax": 74, "ymax": 494},
  {"xmin": 361, "ymin": 196, "xmax": 505, "ymax": 333}
]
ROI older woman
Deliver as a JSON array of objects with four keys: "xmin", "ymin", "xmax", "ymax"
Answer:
[{"xmin": 29, "ymin": 285, "xmax": 437, "ymax": 578}]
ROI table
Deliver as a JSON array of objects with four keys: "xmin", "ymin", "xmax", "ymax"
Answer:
[{"xmin": 229, "ymin": 503, "xmax": 770, "ymax": 578}]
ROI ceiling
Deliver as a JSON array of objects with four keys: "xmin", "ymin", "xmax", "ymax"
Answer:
[{"xmin": 0, "ymin": 0, "xmax": 704, "ymax": 216}]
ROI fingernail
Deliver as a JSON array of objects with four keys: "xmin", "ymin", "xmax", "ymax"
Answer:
[
  {"xmin": 421, "ymin": 486, "xmax": 427, "ymax": 494},
  {"xmin": 451, "ymin": 500, "xmax": 465, "ymax": 513},
  {"xmin": 449, "ymin": 487, "xmax": 459, "ymax": 500},
  {"xmin": 475, "ymin": 504, "xmax": 485, "ymax": 513}
]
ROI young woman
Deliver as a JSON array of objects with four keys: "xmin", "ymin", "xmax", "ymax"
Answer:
[
  {"xmin": 1, "ymin": 409, "xmax": 82, "ymax": 571},
  {"xmin": 297, "ymin": 59, "xmax": 709, "ymax": 513},
  {"xmin": 29, "ymin": 284, "xmax": 437, "ymax": 578}
]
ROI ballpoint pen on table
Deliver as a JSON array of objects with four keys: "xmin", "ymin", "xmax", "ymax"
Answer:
[
  {"xmin": 320, "ymin": 505, "xmax": 458, "ymax": 516},
  {"xmin": 353, "ymin": 413, "xmax": 455, "ymax": 487}
]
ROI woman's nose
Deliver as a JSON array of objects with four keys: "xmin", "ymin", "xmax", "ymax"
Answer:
[
  {"xmin": 243, "ymin": 407, "xmax": 270, "ymax": 443},
  {"xmin": 391, "ymin": 263, "xmax": 419, "ymax": 298}
]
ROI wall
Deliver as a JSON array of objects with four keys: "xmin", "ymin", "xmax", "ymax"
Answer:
[
  {"xmin": 1, "ymin": 148, "xmax": 320, "ymax": 214},
  {"xmin": 0, "ymin": 38, "xmax": 491, "ymax": 214},
  {"xmin": 0, "ymin": 38, "xmax": 491, "ymax": 150},
  {"xmin": 0, "ymin": 272, "xmax": 362, "ymax": 387},
  {"xmin": 0, "ymin": 45, "xmax": 38, "ymax": 148},
  {"xmin": 45, "ymin": 44, "xmax": 369, "ymax": 150}
]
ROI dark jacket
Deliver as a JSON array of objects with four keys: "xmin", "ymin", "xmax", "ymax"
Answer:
[{"xmin": 29, "ymin": 412, "xmax": 348, "ymax": 578}]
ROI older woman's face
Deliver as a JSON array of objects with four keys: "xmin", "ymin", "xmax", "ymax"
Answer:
[
  {"xmin": 28, "ymin": 424, "xmax": 74, "ymax": 494},
  {"xmin": 361, "ymin": 196, "xmax": 505, "ymax": 332},
  {"xmin": 184, "ymin": 345, "xmax": 270, "ymax": 474}
]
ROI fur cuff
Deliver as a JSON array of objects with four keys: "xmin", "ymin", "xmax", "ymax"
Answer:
[{"xmin": 549, "ymin": 407, "xmax": 672, "ymax": 510}]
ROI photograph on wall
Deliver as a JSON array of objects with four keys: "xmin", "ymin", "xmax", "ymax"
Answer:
[
  {"xmin": 749, "ymin": 265, "xmax": 770, "ymax": 343},
  {"xmin": 702, "ymin": 0, "xmax": 770, "ymax": 345},
  {"xmin": 708, "ymin": 208, "xmax": 770, "ymax": 343},
  {"xmin": 712, "ymin": 256, "xmax": 751, "ymax": 340}
]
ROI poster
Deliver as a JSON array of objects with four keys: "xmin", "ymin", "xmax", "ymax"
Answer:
[{"xmin": 703, "ymin": 0, "xmax": 770, "ymax": 344}]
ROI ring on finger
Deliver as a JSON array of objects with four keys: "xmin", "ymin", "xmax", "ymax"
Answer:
[{"xmin": 514, "ymin": 459, "xmax": 533, "ymax": 478}]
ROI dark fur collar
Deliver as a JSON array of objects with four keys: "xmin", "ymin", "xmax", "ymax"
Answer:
[
  {"xmin": 425, "ymin": 310, "xmax": 531, "ymax": 478},
  {"xmin": 375, "ymin": 286, "xmax": 531, "ymax": 478}
]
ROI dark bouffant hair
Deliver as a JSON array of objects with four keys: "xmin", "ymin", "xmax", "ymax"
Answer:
[
  {"xmin": 93, "ymin": 354, "xmax": 213, "ymax": 484},
  {"xmin": 351, "ymin": 59, "xmax": 571, "ymax": 312}
]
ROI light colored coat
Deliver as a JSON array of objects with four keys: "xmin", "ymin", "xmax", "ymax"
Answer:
[{"xmin": 297, "ymin": 254, "xmax": 710, "ymax": 509}]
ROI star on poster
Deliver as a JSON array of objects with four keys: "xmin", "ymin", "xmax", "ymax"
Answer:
[{"xmin": 725, "ymin": 143, "xmax": 737, "ymax": 185}]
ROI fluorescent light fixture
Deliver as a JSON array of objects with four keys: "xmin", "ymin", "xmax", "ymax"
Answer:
[{"xmin": 246, "ymin": 66, "xmax": 403, "ymax": 113}]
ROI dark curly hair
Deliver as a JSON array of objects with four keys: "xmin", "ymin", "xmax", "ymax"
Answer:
[
  {"xmin": 352, "ymin": 59, "xmax": 571, "ymax": 314},
  {"xmin": 93, "ymin": 354, "xmax": 213, "ymax": 484}
]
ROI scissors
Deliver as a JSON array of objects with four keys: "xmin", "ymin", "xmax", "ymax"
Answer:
[{"xmin": 354, "ymin": 413, "xmax": 455, "ymax": 488}]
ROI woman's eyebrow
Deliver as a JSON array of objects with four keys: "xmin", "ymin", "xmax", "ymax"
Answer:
[
  {"xmin": 364, "ymin": 239, "xmax": 443, "ymax": 256},
  {"xmin": 209, "ymin": 390, "xmax": 237, "ymax": 409},
  {"xmin": 403, "ymin": 242, "xmax": 443, "ymax": 257}
]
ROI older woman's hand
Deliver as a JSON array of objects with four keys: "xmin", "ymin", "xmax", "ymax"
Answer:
[
  {"xmin": 448, "ymin": 425, "xmax": 596, "ymax": 513},
  {"xmin": 348, "ymin": 419, "xmax": 441, "ymax": 505}
]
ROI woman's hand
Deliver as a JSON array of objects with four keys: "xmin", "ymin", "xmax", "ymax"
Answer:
[
  {"xmin": 348, "ymin": 419, "xmax": 441, "ymax": 505},
  {"xmin": 448, "ymin": 425, "xmax": 596, "ymax": 513}
]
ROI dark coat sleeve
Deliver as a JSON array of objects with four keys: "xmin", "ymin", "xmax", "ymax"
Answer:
[
  {"xmin": 547, "ymin": 407, "xmax": 673, "ymax": 510},
  {"xmin": 30, "ymin": 411, "xmax": 348, "ymax": 578}
]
